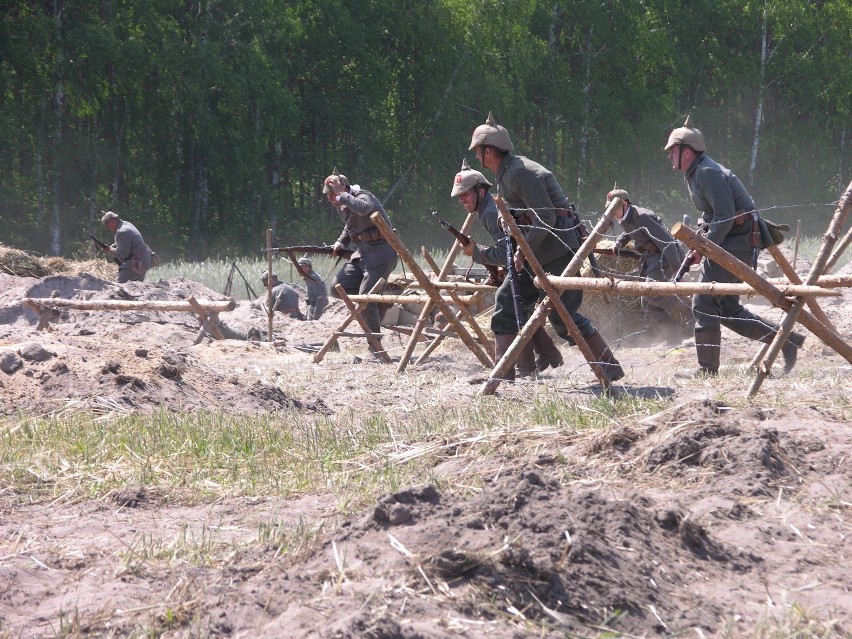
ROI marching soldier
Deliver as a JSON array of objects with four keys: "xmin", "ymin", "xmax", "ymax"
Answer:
[
  {"xmin": 324, "ymin": 171, "xmax": 398, "ymax": 355},
  {"xmin": 452, "ymin": 159, "xmax": 564, "ymax": 376},
  {"xmin": 665, "ymin": 117, "xmax": 804, "ymax": 375},
  {"xmin": 468, "ymin": 112, "xmax": 624, "ymax": 383},
  {"xmin": 605, "ymin": 188, "xmax": 694, "ymax": 335}
]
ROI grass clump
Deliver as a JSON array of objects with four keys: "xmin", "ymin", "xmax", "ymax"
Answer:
[{"xmin": 1, "ymin": 391, "xmax": 671, "ymax": 509}]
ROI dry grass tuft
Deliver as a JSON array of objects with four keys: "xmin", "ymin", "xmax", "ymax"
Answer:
[{"xmin": 0, "ymin": 243, "xmax": 115, "ymax": 280}]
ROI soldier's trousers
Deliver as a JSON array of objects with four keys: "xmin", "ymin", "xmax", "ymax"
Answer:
[
  {"xmin": 491, "ymin": 251, "xmax": 594, "ymax": 341},
  {"xmin": 692, "ymin": 249, "xmax": 775, "ymax": 339},
  {"xmin": 331, "ymin": 257, "xmax": 398, "ymax": 333},
  {"xmin": 117, "ymin": 268, "xmax": 146, "ymax": 283},
  {"xmin": 641, "ymin": 255, "xmax": 693, "ymax": 324}
]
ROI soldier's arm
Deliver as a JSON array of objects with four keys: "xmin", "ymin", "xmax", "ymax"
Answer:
[
  {"xmin": 110, "ymin": 229, "xmax": 133, "ymax": 262},
  {"xmin": 697, "ymin": 168, "xmax": 736, "ymax": 245}
]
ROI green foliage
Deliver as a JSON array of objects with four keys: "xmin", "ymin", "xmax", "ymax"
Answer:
[{"xmin": 0, "ymin": 0, "xmax": 848, "ymax": 258}]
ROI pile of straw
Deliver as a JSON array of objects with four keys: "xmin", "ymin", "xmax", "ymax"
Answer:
[{"xmin": 0, "ymin": 243, "xmax": 115, "ymax": 280}]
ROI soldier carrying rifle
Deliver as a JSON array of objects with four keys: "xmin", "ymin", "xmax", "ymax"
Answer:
[
  {"xmin": 97, "ymin": 211, "xmax": 157, "ymax": 283},
  {"xmin": 323, "ymin": 170, "xmax": 398, "ymax": 358},
  {"xmin": 468, "ymin": 112, "xmax": 624, "ymax": 383},
  {"xmin": 448, "ymin": 159, "xmax": 563, "ymax": 376}
]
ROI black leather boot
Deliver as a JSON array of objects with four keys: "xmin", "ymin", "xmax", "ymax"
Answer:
[
  {"xmin": 694, "ymin": 326, "xmax": 721, "ymax": 376},
  {"xmin": 532, "ymin": 326, "xmax": 563, "ymax": 371},
  {"xmin": 781, "ymin": 332, "xmax": 805, "ymax": 373},
  {"xmin": 585, "ymin": 331, "xmax": 625, "ymax": 382}
]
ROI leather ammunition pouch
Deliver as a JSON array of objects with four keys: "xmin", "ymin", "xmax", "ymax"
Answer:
[{"xmin": 350, "ymin": 227, "xmax": 383, "ymax": 243}]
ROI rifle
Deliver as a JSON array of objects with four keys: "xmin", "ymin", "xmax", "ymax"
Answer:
[
  {"xmin": 82, "ymin": 226, "xmax": 120, "ymax": 265},
  {"xmin": 264, "ymin": 244, "xmax": 355, "ymax": 259},
  {"xmin": 672, "ymin": 249, "xmax": 699, "ymax": 282},
  {"xmin": 749, "ymin": 210, "xmax": 761, "ymax": 270},
  {"xmin": 505, "ymin": 235, "xmax": 526, "ymax": 330},
  {"xmin": 430, "ymin": 211, "xmax": 503, "ymax": 284}
]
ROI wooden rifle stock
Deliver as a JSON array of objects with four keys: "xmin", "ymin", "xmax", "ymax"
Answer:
[
  {"xmin": 672, "ymin": 250, "xmax": 696, "ymax": 282},
  {"xmin": 431, "ymin": 211, "xmax": 503, "ymax": 283}
]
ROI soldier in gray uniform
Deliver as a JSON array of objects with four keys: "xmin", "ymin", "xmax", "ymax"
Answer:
[
  {"xmin": 100, "ymin": 211, "xmax": 154, "ymax": 283},
  {"xmin": 468, "ymin": 112, "xmax": 624, "ymax": 383},
  {"xmin": 606, "ymin": 188, "xmax": 694, "ymax": 333},
  {"xmin": 324, "ymin": 171, "xmax": 398, "ymax": 351},
  {"xmin": 296, "ymin": 257, "xmax": 328, "ymax": 321},
  {"xmin": 261, "ymin": 272, "xmax": 305, "ymax": 320},
  {"xmin": 452, "ymin": 159, "xmax": 564, "ymax": 377},
  {"xmin": 665, "ymin": 117, "xmax": 804, "ymax": 375}
]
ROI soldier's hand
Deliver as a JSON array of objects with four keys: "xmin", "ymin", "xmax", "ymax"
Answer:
[
  {"xmin": 102, "ymin": 246, "xmax": 111, "ymax": 254},
  {"xmin": 688, "ymin": 250, "xmax": 703, "ymax": 266},
  {"xmin": 332, "ymin": 241, "xmax": 345, "ymax": 256},
  {"xmin": 460, "ymin": 241, "xmax": 475, "ymax": 257}
]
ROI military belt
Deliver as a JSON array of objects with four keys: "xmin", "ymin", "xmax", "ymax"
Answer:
[{"xmin": 350, "ymin": 228, "xmax": 383, "ymax": 242}]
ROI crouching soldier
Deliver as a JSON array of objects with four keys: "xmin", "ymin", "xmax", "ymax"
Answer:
[
  {"xmin": 606, "ymin": 187, "xmax": 694, "ymax": 336},
  {"xmin": 296, "ymin": 257, "xmax": 329, "ymax": 321},
  {"xmin": 261, "ymin": 272, "xmax": 305, "ymax": 320},
  {"xmin": 100, "ymin": 211, "xmax": 155, "ymax": 283},
  {"xmin": 452, "ymin": 159, "xmax": 564, "ymax": 376}
]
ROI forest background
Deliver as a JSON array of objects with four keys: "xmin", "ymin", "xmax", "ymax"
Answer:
[{"xmin": 1, "ymin": 0, "xmax": 849, "ymax": 263}]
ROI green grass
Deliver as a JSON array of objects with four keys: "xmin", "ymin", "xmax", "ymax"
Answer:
[{"xmin": 0, "ymin": 391, "xmax": 661, "ymax": 507}]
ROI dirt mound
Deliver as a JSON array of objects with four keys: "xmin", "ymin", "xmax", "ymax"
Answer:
[{"xmin": 1, "ymin": 258, "xmax": 851, "ymax": 637}]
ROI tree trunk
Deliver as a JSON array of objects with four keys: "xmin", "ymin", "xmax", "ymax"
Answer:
[
  {"xmin": 748, "ymin": 7, "xmax": 768, "ymax": 186},
  {"xmin": 577, "ymin": 24, "xmax": 594, "ymax": 201}
]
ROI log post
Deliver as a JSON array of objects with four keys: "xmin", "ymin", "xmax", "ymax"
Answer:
[
  {"xmin": 371, "ymin": 212, "xmax": 493, "ymax": 369},
  {"xmin": 538, "ymin": 277, "xmax": 840, "ymax": 297},
  {"xmin": 766, "ymin": 244, "xmax": 837, "ymax": 332},
  {"xmin": 266, "ymin": 229, "xmax": 274, "ymax": 342},
  {"xmin": 21, "ymin": 298, "xmax": 237, "ymax": 312},
  {"xmin": 671, "ymin": 222, "xmax": 852, "ymax": 365},
  {"xmin": 748, "ymin": 178, "xmax": 852, "ymax": 394},
  {"xmin": 480, "ymin": 197, "xmax": 624, "ymax": 395},
  {"xmin": 397, "ymin": 212, "xmax": 477, "ymax": 371}
]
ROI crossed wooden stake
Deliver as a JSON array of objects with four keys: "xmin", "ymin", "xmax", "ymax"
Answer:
[{"xmin": 478, "ymin": 196, "xmax": 626, "ymax": 395}]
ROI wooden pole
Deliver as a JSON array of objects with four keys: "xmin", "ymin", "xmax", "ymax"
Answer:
[
  {"xmin": 313, "ymin": 279, "xmax": 388, "ymax": 363},
  {"xmin": 397, "ymin": 212, "xmax": 477, "ymax": 371},
  {"xmin": 766, "ymin": 244, "xmax": 837, "ymax": 332},
  {"xmin": 480, "ymin": 197, "xmax": 624, "ymax": 395},
  {"xmin": 539, "ymin": 277, "xmax": 840, "ymax": 297},
  {"xmin": 671, "ymin": 221, "xmax": 852, "ymax": 365},
  {"xmin": 824, "ymin": 224, "xmax": 852, "ymax": 273},
  {"xmin": 346, "ymin": 293, "xmax": 479, "ymax": 305},
  {"xmin": 371, "ymin": 212, "xmax": 493, "ymax": 369},
  {"xmin": 22, "ymin": 298, "xmax": 236, "ymax": 312},
  {"xmin": 266, "ymin": 229, "xmax": 273, "ymax": 342},
  {"xmin": 792, "ymin": 219, "xmax": 802, "ymax": 269},
  {"xmin": 748, "ymin": 178, "xmax": 852, "ymax": 394},
  {"xmin": 404, "ymin": 281, "xmax": 497, "ymax": 293}
]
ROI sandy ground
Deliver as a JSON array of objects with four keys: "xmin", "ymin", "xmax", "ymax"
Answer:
[{"xmin": 0, "ymin": 253, "xmax": 850, "ymax": 638}]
